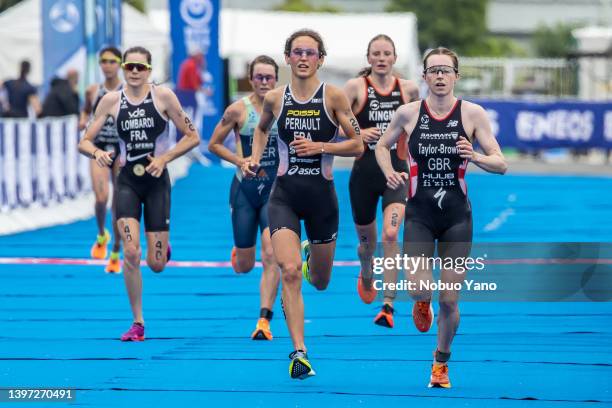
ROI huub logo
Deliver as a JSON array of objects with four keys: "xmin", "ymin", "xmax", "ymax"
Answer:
[
  {"xmin": 128, "ymin": 108, "xmax": 146, "ymax": 118},
  {"xmin": 367, "ymin": 87, "xmax": 376, "ymax": 98}
]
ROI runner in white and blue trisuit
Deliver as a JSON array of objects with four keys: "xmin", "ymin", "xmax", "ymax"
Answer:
[{"xmin": 208, "ymin": 55, "xmax": 281, "ymax": 341}]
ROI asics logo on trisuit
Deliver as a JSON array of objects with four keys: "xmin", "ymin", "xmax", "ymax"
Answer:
[{"xmin": 288, "ymin": 165, "xmax": 320, "ymax": 176}]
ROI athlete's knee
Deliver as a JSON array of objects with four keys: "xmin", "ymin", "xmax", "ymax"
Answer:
[
  {"xmin": 234, "ymin": 256, "xmax": 255, "ymax": 274},
  {"xmin": 123, "ymin": 244, "xmax": 141, "ymax": 269},
  {"xmin": 280, "ymin": 263, "xmax": 301, "ymax": 287},
  {"xmin": 260, "ymin": 246, "xmax": 276, "ymax": 269},
  {"xmin": 357, "ymin": 241, "xmax": 375, "ymax": 260},
  {"xmin": 147, "ymin": 259, "xmax": 166, "ymax": 273},
  {"xmin": 438, "ymin": 297, "xmax": 459, "ymax": 315},
  {"xmin": 382, "ymin": 225, "xmax": 400, "ymax": 242},
  {"xmin": 94, "ymin": 193, "xmax": 109, "ymax": 206},
  {"xmin": 310, "ymin": 275, "xmax": 330, "ymax": 291}
]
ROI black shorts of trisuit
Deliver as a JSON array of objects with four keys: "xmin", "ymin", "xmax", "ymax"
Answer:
[
  {"xmin": 115, "ymin": 167, "xmax": 171, "ymax": 232},
  {"xmin": 349, "ymin": 164, "xmax": 408, "ymax": 226},
  {"xmin": 267, "ymin": 177, "xmax": 339, "ymax": 244},
  {"xmin": 229, "ymin": 176, "xmax": 270, "ymax": 248},
  {"xmin": 403, "ymin": 199, "xmax": 473, "ymax": 260},
  {"xmin": 94, "ymin": 141, "xmax": 120, "ymax": 166}
]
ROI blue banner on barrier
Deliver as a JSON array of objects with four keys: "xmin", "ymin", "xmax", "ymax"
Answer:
[
  {"xmin": 169, "ymin": 0, "xmax": 223, "ymax": 143},
  {"xmin": 474, "ymin": 100, "xmax": 612, "ymax": 149},
  {"xmin": 42, "ymin": 0, "xmax": 85, "ymax": 90}
]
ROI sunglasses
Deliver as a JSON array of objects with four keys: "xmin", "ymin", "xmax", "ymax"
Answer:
[
  {"xmin": 424, "ymin": 65, "xmax": 458, "ymax": 76},
  {"xmin": 121, "ymin": 62, "xmax": 152, "ymax": 72},
  {"xmin": 290, "ymin": 48, "xmax": 320, "ymax": 59},
  {"xmin": 252, "ymin": 74, "xmax": 275, "ymax": 82},
  {"xmin": 99, "ymin": 58, "xmax": 120, "ymax": 65}
]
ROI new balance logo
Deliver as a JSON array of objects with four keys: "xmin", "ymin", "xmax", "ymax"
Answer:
[{"xmin": 447, "ymin": 120, "xmax": 458, "ymax": 128}]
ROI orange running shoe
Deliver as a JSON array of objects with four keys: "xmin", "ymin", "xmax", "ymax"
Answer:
[
  {"xmin": 105, "ymin": 251, "xmax": 121, "ymax": 274},
  {"xmin": 251, "ymin": 318, "xmax": 273, "ymax": 340},
  {"xmin": 412, "ymin": 301, "xmax": 434, "ymax": 332},
  {"xmin": 373, "ymin": 303, "xmax": 394, "ymax": 328},
  {"xmin": 90, "ymin": 229, "xmax": 110, "ymax": 259},
  {"xmin": 429, "ymin": 362, "xmax": 451, "ymax": 388},
  {"xmin": 357, "ymin": 274, "xmax": 377, "ymax": 304}
]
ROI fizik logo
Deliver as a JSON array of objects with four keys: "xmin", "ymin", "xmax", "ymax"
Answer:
[{"xmin": 128, "ymin": 108, "xmax": 146, "ymax": 119}]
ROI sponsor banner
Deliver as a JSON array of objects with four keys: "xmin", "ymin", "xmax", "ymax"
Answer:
[
  {"xmin": 42, "ymin": 0, "xmax": 85, "ymax": 89},
  {"xmin": 473, "ymin": 100, "xmax": 612, "ymax": 149},
  {"xmin": 170, "ymin": 0, "xmax": 224, "ymax": 145}
]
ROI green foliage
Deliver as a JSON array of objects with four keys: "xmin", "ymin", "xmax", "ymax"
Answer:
[
  {"xmin": 0, "ymin": 0, "xmax": 22, "ymax": 13},
  {"xmin": 532, "ymin": 23, "xmax": 578, "ymax": 58},
  {"xmin": 476, "ymin": 36, "xmax": 528, "ymax": 57},
  {"xmin": 273, "ymin": 0, "xmax": 340, "ymax": 13},
  {"xmin": 126, "ymin": 0, "xmax": 145, "ymax": 13},
  {"xmin": 387, "ymin": 0, "xmax": 487, "ymax": 54}
]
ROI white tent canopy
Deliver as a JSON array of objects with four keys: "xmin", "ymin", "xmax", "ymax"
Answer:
[
  {"xmin": 220, "ymin": 9, "xmax": 421, "ymax": 82},
  {"xmin": 0, "ymin": 0, "xmax": 169, "ymax": 85}
]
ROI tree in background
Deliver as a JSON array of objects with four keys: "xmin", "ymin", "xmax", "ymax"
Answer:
[
  {"xmin": 126, "ymin": 0, "xmax": 145, "ymax": 13},
  {"xmin": 532, "ymin": 23, "xmax": 578, "ymax": 58},
  {"xmin": 387, "ymin": 0, "xmax": 487, "ymax": 53},
  {"xmin": 386, "ymin": 0, "xmax": 525, "ymax": 57},
  {"xmin": 0, "ymin": 0, "xmax": 22, "ymax": 13},
  {"xmin": 273, "ymin": 0, "xmax": 339, "ymax": 13}
]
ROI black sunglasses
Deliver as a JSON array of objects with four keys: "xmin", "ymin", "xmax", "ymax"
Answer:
[{"xmin": 121, "ymin": 62, "xmax": 152, "ymax": 72}]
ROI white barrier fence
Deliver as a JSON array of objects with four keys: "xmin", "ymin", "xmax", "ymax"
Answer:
[
  {"xmin": 0, "ymin": 115, "xmax": 90, "ymax": 212},
  {"xmin": 0, "ymin": 115, "xmax": 193, "ymax": 235}
]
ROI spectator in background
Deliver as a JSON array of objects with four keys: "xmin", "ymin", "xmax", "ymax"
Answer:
[
  {"xmin": 177, "ymin": 46, "xmax": 204, "ymax": 91},
  {"xmin": 40, "ymin": 69, "xmax": 80, "ymax": 117},
  {"xmin": 2, "ymin": 60, "xmax": 41, "ymax": 118}
]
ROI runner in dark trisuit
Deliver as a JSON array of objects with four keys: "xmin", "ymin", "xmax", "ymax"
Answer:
[
  {"xmin": 209, "ymin": 55, "xmax": 281, "ymax": 341},
  {"xmin": 78, "ymin": 46, "xmax": 200, "ymax": 342},
  {"xmin": 344, "ymin": 34, "xmax": 419, "ymax": 328},
  {"xmin": 79, "ymin": 46, "xmax": 123, "ymax": 273},
  {"xmin": 242, "ymin": 29, "xmax": 363, "ymax": 380},
  {"xmin": 376, "ymin": 47, "xmax": 507, "ymax": 388}
]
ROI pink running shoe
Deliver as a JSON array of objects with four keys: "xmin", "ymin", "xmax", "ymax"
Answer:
[{"xmin": 120, "ymin": 322, "xmax": 145, "ymax": 342}]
